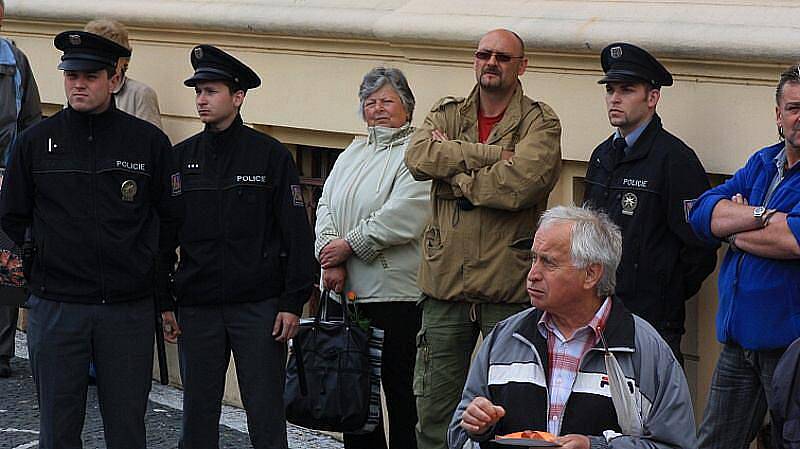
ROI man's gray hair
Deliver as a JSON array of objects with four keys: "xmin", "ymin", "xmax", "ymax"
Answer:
[
  {"xmin": 538, "ymin": 205, "xmax": 622, "ymax": 297},
  {"xmin": 358, "ymin": 66, "xmax": 415, "ymax": 123}
]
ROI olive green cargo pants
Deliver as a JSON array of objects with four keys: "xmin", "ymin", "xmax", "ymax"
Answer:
[{"xmin": 414, "ymin": 296, "xmax": 528, "ymax": 449}]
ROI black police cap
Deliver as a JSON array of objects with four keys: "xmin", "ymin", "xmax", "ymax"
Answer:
[
  {"xmin": 54, "ymin": 31, "xmax": 131, "ymax": 72},
  {"xmin": 598, "ymin": 42, "xmax": 673, "ymax": 88},
  {"xmin": 184, "ymin": 45, "xmax": 261, "ymax": 91}
]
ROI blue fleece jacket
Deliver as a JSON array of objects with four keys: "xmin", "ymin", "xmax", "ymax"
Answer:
[{"xmin": 690, "ymin": 142, "xmax": 800, "ymax": 350}]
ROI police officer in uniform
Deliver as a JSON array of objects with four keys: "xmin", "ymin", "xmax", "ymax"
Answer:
[
  {"xmin": 583, "ymin": 42, "xmax": 718, "ymax": 363},
  {"xmin": 0, "ymin": 31, "xmax": 180, "ymax": 449},
  {"xmin": 160, "ymin": 45, "xmax": 314, "ymax": 449}
]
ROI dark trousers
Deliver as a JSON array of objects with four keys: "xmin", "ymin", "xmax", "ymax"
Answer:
[
  {"xmin": 344, "ymin": 301, "xmax": 421, "ymax": 449},
  {"xmin": 26, "ymin": 294, "xmax": 154, "ymax": 449},
  {"xmin": 661, "ymin": 331, "xmax": 684, "ymax": 366},
  {"xmin": 697, "ymin": 343, "xmax": 784, "ymax": 449},
  {"xmin": 0, "ymin": 304, "xmax": 18, "ymax": 362},
  {"xmin": 177, "ymin": 299, "xmax": 288, "ymax": 449}
]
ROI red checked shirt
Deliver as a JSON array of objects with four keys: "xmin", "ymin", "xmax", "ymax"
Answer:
[{"xmin": 536, "ymin": 297, "xmax": 612, "ymax": 435}]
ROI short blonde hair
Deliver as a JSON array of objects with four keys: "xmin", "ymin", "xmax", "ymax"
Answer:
[{"xmin": 84, "ymin": 19, "xmax": 130, "ymax": 50}]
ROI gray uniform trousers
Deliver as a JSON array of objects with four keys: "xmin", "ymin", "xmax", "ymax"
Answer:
[
  {"xmin": 25, "ymin": 294, "xmax": 154, "ymax": 449},
  {"xmin": 176, "ymin": 298, "xmax": 288, "ymax": 449}
]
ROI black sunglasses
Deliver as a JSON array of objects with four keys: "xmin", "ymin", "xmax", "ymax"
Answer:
[{"xmin": 474, "ymin": 50, "xmax": 524, "ymax": 63}]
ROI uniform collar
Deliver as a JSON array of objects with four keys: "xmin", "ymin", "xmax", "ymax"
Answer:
[
  {"xmin": 203, "ymin": 113, "xmax": 243, "ymax": 150},
  {"xmin": 615, "ymin": 116, "xmax": 652, "ymax": 150},
  {"xmin": 65, "ymin": 98, "xmax": 119, "ymax": 130},
  {"xmin": 600, "ymin": 113, "xmax": 663, "ymax": 171}
]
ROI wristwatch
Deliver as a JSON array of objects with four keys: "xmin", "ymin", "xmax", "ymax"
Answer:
[
  {"xmin": 753, "ymin": 206, "xmax": 767, "ymax": 223},
  {"xmin": 753, "ymin": 206, "xmax": 778, "ymax": 227}
]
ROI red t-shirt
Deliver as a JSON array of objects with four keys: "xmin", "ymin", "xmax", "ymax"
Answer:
[{"xmin": 478, "ymin": 107, "xmax": 505, "ymax": 143}]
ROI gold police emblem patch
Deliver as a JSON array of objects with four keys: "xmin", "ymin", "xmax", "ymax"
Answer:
[
  {"xmin": 121, "ymin": 180, "xmax": 137, "ymax": 202},
  {"xmin": 621, "ymin": 192, "xmax": 637, "ymax": 216}
]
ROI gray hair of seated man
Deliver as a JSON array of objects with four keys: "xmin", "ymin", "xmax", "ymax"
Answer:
[
  {"xmin": 538, "ymin": 205, "xmax": 622, "ymax": 298},
  {"xmin": 358, "ymin": 66, "xmax": 415, "ymax": 123}
]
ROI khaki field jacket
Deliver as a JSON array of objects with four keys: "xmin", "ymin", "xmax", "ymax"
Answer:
[{"xmin": 405, "ymin": 82, "xmax": 561, "ymax": 303}]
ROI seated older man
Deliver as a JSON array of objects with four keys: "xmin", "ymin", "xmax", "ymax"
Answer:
[{"xmin": 449, "ymin": 206, "xmax": 696, "ymax": 449}]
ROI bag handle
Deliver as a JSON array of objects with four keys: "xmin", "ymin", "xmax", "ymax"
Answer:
[
  {"xmin": 316, "ymin": 289, "xmax": 351, "ymax": 326},
  {"xmin": 293, "ymin": 337, "xmax": 308, "ymax": 396},
  {"xmin": 294, "ymin": 289, "xmax": 351, "ymax": 397}
]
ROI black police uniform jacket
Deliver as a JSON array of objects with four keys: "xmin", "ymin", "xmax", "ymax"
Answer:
[
  {"xmin": 0, "ymin": 101, "xmax": 181, "ymax": 303},
  {"xmin": 583, "ymin": 114, "xmax": 718, "ymax": 334},
  {"xmin": 171, "ymin": 115, "xmax": 313, "ymax": 316}
]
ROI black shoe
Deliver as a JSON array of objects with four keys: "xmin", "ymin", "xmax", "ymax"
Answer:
[{"xmin": 0, "ymin": 360, "xmax": 10, "ymax": 378}]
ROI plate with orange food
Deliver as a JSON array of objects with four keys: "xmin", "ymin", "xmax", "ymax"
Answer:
[{"xmin": 490, "ymin": 430, "xmax": 561, "ymax": 447}]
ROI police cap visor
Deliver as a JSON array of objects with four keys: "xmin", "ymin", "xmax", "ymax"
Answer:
[
  {"xmin": 54, "ymin": 31, "xmax": 131, "ymax": 72},
  {"xmin": 598, "ymin": 42, "xmax": 673, "ymax": 88},
  {"xmin": 184, "ymin": 45, "xmax": 260, "ymax": 90}
]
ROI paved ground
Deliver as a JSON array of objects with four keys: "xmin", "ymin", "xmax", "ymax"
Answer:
[{"xmin": 0, "ymin": 333, "xmax": 343, "ymax": 449}]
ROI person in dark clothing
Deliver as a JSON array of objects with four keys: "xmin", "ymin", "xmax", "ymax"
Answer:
[
  {"xmin": 772, "ymin": 337, "xmax": 800, "ymax": 449},
  {"xmin": 160, "ymin": 45, "xmax": 314, "ymax": 449},
  {"xmin": 0, "ymin": 0, "xmax": 41, "ymax": 379},
  {"xmin": 0, "ymin": 31, "xmax": 181, "ymax": 449},
  {"xmin": 582, "ymin": 42, "xmax": 718, "ymax": 363}
]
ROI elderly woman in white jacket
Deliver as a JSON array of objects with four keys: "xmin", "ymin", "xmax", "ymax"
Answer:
[{"xmin": 315, "ymin": 67, "xmax": 430, "ymax": 449}]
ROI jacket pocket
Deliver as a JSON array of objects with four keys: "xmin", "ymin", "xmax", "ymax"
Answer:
[
  {"xmin": 228, "ymin": 184, "xmax": 272, "ymax": 240},
  {"xmin": 422, "ymin": 225, "xmax": 443, "ymax": 257}
]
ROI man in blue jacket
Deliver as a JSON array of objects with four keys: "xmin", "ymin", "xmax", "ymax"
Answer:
[{"xmin": 689, "ymin": 64, "xmax": 800, "ymax": 449}]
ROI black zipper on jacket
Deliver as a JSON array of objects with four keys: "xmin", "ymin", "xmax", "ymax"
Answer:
[
  {"xmin": 214, "ymin": 143, "xmax": 225, "ymax": 303},
  {"xmin": 88, "ymin": 115, "xmax": 108, "ymax": 302}
]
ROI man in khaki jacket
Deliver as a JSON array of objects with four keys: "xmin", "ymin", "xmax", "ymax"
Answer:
[{"xmin": 404, "ymin": 28, "xmax": 562, "ymax": 449}]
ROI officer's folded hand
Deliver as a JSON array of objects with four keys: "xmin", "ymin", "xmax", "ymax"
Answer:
[
  {"xmin": 161, "ymin": 311, "xmax": 181, "ymax": 344},
  {"xmin": 273, "ymin": 312, "xmax": 300, "ymax": 342}
]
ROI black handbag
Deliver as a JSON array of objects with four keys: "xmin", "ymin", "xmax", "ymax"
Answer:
[{"xmin": 284, "ymin": 291, "xmax": 373, "ymax": 432}]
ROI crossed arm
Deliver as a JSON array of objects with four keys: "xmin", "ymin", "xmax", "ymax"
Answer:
[{"xmin": 711, "ymin": 195, "xmax": 800, "ymax": 259}]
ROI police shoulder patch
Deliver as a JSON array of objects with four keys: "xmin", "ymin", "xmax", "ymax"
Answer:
[
  {"xmin": 290, "ymin": 184, "xmax": 304, "ymax": 207},
  {"xmin": 171, "ymin": 172, "xmax": 182, "ymax": 196}
]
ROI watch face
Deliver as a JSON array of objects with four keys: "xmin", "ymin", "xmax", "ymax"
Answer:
[{"xmin": 754, "ymin": 206, "xmax": 766, "ymax": 217}]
